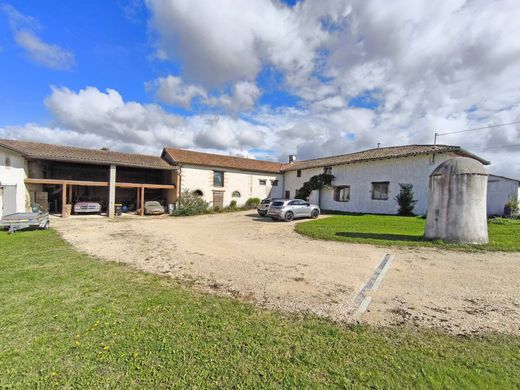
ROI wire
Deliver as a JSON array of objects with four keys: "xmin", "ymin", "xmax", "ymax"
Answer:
[{"xmin": 436, "ymin": 120, "xmax": 520, "ymax": 136}]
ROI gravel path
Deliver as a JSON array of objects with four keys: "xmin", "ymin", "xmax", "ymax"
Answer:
[{"xmin": 52, "ymin": 211, "xmax": 520, "ymax": 335}]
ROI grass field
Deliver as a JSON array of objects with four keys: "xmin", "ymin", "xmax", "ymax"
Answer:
[
  {"xmin": 296, "ymin": 214, "xmax": 520, "ymax": 251},
  {"xmin": 1, "ymin": 230, "xmax": 519, "ymax": 388}
]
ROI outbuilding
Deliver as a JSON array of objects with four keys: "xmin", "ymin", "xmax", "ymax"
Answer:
[{"xmin": 0, "ymin": 139, "xmax": 177, "ymax": 217}]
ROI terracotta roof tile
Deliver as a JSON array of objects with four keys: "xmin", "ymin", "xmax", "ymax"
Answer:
[
  {"xmin": 0, "ymin": 139, "xmax": 173, "ymax": 170},
  {"xmin": 162, "ymin": 147, "xmax": 283, "ymax": 173},
  {"xmin": 281, "ymin": 144, "xmax": 490, "ymax": 171}
]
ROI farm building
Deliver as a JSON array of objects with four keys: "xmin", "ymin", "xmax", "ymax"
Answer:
[{"xmin": 1, "ymin": 138, "xmax": 516, "ymax": 217}]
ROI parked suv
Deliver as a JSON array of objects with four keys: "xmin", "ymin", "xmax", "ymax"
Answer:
[{"xmin": 267, "ymin": 199, "xmax": 320, "ymax": 221}]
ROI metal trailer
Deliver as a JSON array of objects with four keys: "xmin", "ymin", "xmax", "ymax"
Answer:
[{"xmin": 0, "ymin": 211, "xmax": 50, "ymax": 234}]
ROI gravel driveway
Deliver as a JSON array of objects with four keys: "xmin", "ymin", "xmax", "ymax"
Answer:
[{"xmin": 52, "ymin": 211, "xmax": 520, "ymax": 335}]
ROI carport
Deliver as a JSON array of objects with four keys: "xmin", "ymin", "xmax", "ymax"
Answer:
[{"xmin": 0, "ymin": 139, "xmax": 178, "ymax": 218}]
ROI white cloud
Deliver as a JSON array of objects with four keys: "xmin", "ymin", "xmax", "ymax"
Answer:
[
  {"xmin": 1, "ymin": 3, "xmax": 75, "ymax": 70},
  {"xmin": 146, "ymin": 75, "xmax": 207, "ymax": 108}
]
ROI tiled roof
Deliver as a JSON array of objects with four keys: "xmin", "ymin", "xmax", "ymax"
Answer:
[
  {"xmin": 162, "ymin": 147, "xmax": 283, "ymax": 173},
  {"xmin": 0, "ymin": 139, "xmax": 173, "ymax": 170},
  {"xmin": 281, "ymin": 144, "xmax": 490, "ymax": 171}
]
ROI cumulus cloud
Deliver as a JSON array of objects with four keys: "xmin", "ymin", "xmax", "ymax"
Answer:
[
  {"xmin": 1, "ymin": 3, "xmax": 75, "ymax": 70},
  {"xmin": 146, "ymin": 75, "xmax": 207, "ymax": 108}
]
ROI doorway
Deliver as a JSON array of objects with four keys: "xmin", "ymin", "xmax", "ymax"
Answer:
[
  {"xmin": 212, "ymin": 190, "xmax": 224, "ymax": 208},
  {"xmin": 1, "ymin": 185, "xmax": 17, "ymax": 216}
]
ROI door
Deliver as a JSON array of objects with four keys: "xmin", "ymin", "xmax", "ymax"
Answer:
[
  {"xmin": 212, "ymin": 191, "xmax": 224, "ymax": 208},
  {"xmin": 285, "ymin": 190, "xmax": 290, "ymax": 199},
  {"xmin": 1, "ymin": 185, "xmax": 17, "ymax": 216}
]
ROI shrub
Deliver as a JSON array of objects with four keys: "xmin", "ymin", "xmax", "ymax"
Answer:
[
  {"xmin": 229, "ymin": 200, "xmax": 237, "ymax": 208},
  {"xmin": 245, "ymin": 197, "xmax": 260, "ymax": 209},
  {"xmin": 395, "ymin": 183, "xmax": 417, "ymax": 216},
  {"xmin": 295, "ymin": 174, "xmax": 334, "ymax": 200},
  {"xmin": 504, "ymin": 197, "xmax": 519, "ymax": 218},
  {"xmin": 172, "ymin": 189, "xmax": 210, "ymax": 216}
]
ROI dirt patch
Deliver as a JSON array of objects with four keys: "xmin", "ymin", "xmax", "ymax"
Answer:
[{"xmin": 52, "ymin": 212, "xmax": 520, "ymax": 335}]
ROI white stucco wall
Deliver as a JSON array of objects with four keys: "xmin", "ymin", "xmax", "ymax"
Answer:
[
  {"xmin": 283, "ymin": 153, "xmax": 458, "ymax": 215},
  {"xmin": 179, "ymin": 164, "xmax": 283, "ymax": 207},
  {"xmin": 0, "ymin": 146, "xmax": 28, "ymax": 214},
  {"xmin": 487, "ymin": 175, "xmax": 520, "ymax": 216}
]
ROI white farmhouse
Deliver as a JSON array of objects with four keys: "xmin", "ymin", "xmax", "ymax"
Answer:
[
  {"xmin": 161, "ymin": 147, "xmax": 284, "ymax": 207},
  {"xmin": 281, "ymin": 145, "xmax": 490, "ymax": 216},
  {"xmin": 2, "ymin": 139, "xmax": 517, "ymax": 218}
]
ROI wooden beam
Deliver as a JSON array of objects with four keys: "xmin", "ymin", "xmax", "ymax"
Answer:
[
  {"xmin": 136, "ymin": 187, "xmax": 140, "ymax": 214},
  {"xmin": 61, "ymin": 182, "xmax": 67, "ymax": 218},
  {"xmin": 140, "ymin": 186, "xmax": 145, "ymax": 216},
  {"xmin": 25, "ymin": 178, "xmax": 175, "ymax": 189}
]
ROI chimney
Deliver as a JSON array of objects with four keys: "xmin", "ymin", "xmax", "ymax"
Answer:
[{"xmin": 288, "ymin": 154, "xmax": 296, "ymax": 164}]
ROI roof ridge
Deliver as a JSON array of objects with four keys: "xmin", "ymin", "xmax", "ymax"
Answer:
[{"xmin": 164, "ymin": 146, "xmax": 282, "ymax": 165}]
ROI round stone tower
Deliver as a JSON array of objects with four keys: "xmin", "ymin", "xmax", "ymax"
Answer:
[{"xmin": 425, "ymin": 157, "xmax": 489, "ymax": 244}]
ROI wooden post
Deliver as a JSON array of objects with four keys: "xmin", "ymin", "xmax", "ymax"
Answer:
[
  {"xmin": 108, "ymin": 164, "xmax": 116, "ymax": 218},
  {"xmin": 140, "ymin": 186, "xmax": 145, "ymax": 216},
  {"xmin": 61, "ymin": 182, "xmax": 67, "ymax": 218},
  {"xmin": 136, "ymin": 187, "xmax": 140, "ymax": 214},
  {"xmin": 68, "ymin": 185, "xmax": 73, "ymax": 204}
]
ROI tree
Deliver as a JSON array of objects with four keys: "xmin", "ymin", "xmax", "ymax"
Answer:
[
  {"xmin": 173, "ymin": 189, "xmax": 210, "ymax": 216},
  {"xmin": 395, "ymin": 183, "xmax": 417, "ymax": 216},
  {"xmin": 295, "ymin": 174, "xmax": 335, "ymax": 200},
  {"xmin": 504, "ymin": 197, "xmax": 519, "ymax": 218}
]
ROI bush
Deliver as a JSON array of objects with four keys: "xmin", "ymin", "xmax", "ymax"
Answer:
[
  {"xmin": 245, "ymin": 197, "xmax": 260, "ymax": 209},
  {"xmin": 395, "ymin": 183, "xmax": 417, "ymax": 216},
  {"xmin": 504, "ymin": 197, "xmax": 519, "ymax": 218},
  {"xmin": 172, "ymin": 189, "xmax": 210, "ymax": 216},
  {"xmin": 229, "ymin": 200, "xmax": 237, "ymax": 208}
]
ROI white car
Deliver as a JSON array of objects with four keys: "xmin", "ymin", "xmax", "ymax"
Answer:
[
  {"xmin": 73, "ymin": 198, "xmax": 102, "ymax": 214},
  {"xmin": 267, "ymin": 199, "xmax": 320, "ymax": 221}
]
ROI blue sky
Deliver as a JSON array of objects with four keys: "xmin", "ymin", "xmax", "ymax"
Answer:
[{"xmin": 0, "ymin": 0, "xmax": 519, "ymax": 178}]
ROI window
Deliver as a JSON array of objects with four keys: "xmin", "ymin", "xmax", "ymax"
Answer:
[
  {"xmin": 193, "ymin": 189, "xmax": 204, "ymax": 197},
  {"xmin": 371, "ymin": 182, "xmax": 389, "ymax": 200},
  {"xmin": 271, "ymin": 179, "xmax": 279, "ymax": 186},
  {"xmin": 232, "ymin": 191, "xmax": 241, "ymax": 198},
  {"xmin": 285, "ymin": 190, "xmax": 290, "ymax": 199},
  {"xmin": 5, "ymin": 157, "xmax": 11, "ymax": 167},
  {"xmin": 213, "ymin": 171, "xmax": 224, "ymax": 187},
  {"xmin": 324, "ymin": 166, "xmax": 332, "ymax": 175},
  {"xmin": 296, "ymin": 170, "xmax": 301, "ymax": 178},
  {"xmin": 259, "ymin": 179, "xmax": 267, "ymax": 185},
  {"xmin": 334, "ymin": 186, "xmax": 350, "ymax": 202}
]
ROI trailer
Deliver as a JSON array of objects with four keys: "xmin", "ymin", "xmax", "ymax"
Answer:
[{"xmin": 0, "ymin": 205, "xmax": 49, "ymax": 233}]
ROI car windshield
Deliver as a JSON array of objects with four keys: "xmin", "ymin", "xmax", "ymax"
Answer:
[
  {"xmin": 261, "ymin": 199, "xmax": 271, "ymax": 204},
  {"xmin": 271, "ymin": 201, "xmax": 285, "ymax": 207}
]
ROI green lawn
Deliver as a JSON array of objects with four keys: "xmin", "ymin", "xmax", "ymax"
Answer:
[
  {"xmin": 296, "ymin": 214, "xmax": 520, "ymax": 251},
  {"xmin": 1, "ymin": 231, "xmax": 519, "ymax": 388}
]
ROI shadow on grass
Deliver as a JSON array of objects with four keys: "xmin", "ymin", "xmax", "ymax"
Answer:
[{"xmin": 335, "ymin": 231, "xmax": 425, "ymax": 242}]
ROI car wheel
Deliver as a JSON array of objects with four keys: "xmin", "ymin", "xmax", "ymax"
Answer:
[
  {"xmin": 284, "ymin": 211, "xmax": 294, "ymax": 222},
  {"xmin": 258, "ymin": 210, "xmax": 267, "ymax": 216},
  {"xmin": 311, "ymin": 209, "xmax": 320, "ymax": 219}
]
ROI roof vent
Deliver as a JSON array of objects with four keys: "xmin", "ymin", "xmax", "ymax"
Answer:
[{"xmin": 288, "ymin": 154, "xmax": 296, "ymax": 163}]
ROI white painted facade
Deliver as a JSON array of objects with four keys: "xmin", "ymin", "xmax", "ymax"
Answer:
[
  {"xmin": 0, "ymin": 146, "xmax": 29, "ymax": 215},
  {"xmin": 178, "ymin": 164, "xmax": 284, "ymax": 207},
  {"xmin": 283, "ymin": 153, "xmax": 457, "ymax": 215},
  {"xmin": 487, "ymin": 175, "xmax": 520, "ymax": 216}
]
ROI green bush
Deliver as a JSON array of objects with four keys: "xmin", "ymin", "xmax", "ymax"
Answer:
[
  {"xmin": 504, "ymin": 197, "xmax": 519, "ymax": 218},
  {"xmin": 245, "ymin": 197, "xmax": 260, "ymax": 209},
  {"xmin": 295, "ymin": 174, "xmax": 334, "ymax": 200},
  {"xmin": 172, "ymin": 189, "xmax": 210, "ymax": 216},
  {"xmin": 395, "ymin": 183, "xmax": 417, "ymax": 216},
  {"xmin": 229, "ymin": 200, "xmax": 237, "ymax": 208}
]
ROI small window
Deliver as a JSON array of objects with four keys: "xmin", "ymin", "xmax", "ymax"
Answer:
[
  {"xmin": 259, "ymin": 179, "xmax": 267, "ymax": 185},
  {"xmin": 5, "ymin": 157, "xmax": 11, "ymax": 167},
  {"xmin": 371, "ymin": 182, "xmax": 389, "ymax": 200},
  {"xmin": 296, "ymin": 170, "xmax": 302, "ymax": 178},
  {"xmin": 324, "ymin": 166, "xmax": 332, "ymax": 175},
  {"xmin": 271, "ymin": 179, "xmax": 279, "ymax": 186},
  {"xmin": 334, "ymin": 186, "xmax": 350, "ymax": 202},
  {"xmin": 213, "ymin": 171, "xmax": 224, "ymax": 187},
  {"xmin": 285, "ymin": 190, "xmax": 290, "ymax": 199},
  {"xmin": 193, "ymin": 189, "xmax": 204, "ymax": 197},
  {"xmin": 232, "ymin": 191, "xmax": 241, "ymax": 198}
]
